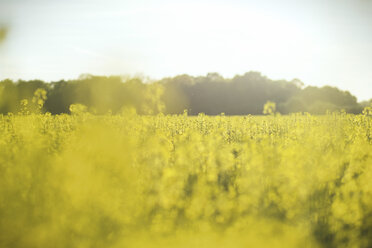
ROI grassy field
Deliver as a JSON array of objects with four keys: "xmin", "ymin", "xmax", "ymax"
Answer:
[{"xmin": 0, "ymin": 111, "xmax": 371, "ymax": 248}]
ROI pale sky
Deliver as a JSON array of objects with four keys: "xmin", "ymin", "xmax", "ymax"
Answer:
[{"xmin": 0, "ymin": 0, "xmax": 371, "ymax": 100}]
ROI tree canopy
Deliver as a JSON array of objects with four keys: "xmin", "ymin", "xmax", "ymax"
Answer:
[{"xmin": 0, "ymin": 72, "xmax": 365, "ymax": 115}]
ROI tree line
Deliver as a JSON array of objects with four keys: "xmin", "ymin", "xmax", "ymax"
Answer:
[{"xmin": 0, "ymin": 72, "xmax": 368, "ymax": 115}]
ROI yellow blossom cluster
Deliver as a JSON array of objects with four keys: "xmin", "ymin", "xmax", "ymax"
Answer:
[{"xmin": 0, "ymin": 111, "xmax": 371, "ymax": 247}]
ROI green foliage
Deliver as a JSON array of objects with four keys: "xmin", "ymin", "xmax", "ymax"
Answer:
[
  {"xmin": 0, "ymin": 73, "xmax": 366, "ymax": 115},
  {"xmin": 281, "ymin": 86, "xmax": 362, "ymax": 114},
  {"xmin": 360, "ymin": 99, "xmax": 372, "ymax": 109},
  {"xmin": 0, "ymin": 113, "xmax": 371, "ymax": 247},
  {"xmin": 0, "ymin": 80, "xmax": 49, "ymax": 114}
]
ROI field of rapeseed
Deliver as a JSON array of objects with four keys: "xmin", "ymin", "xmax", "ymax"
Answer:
[{"xmin": 0, "ymin": 109, "xmax": 371, "ymax": 247}]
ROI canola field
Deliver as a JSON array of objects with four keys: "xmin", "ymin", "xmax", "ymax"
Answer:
[{"xmin": 0, "ymin": 111, "xmax": 371, "ymax": 248}]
